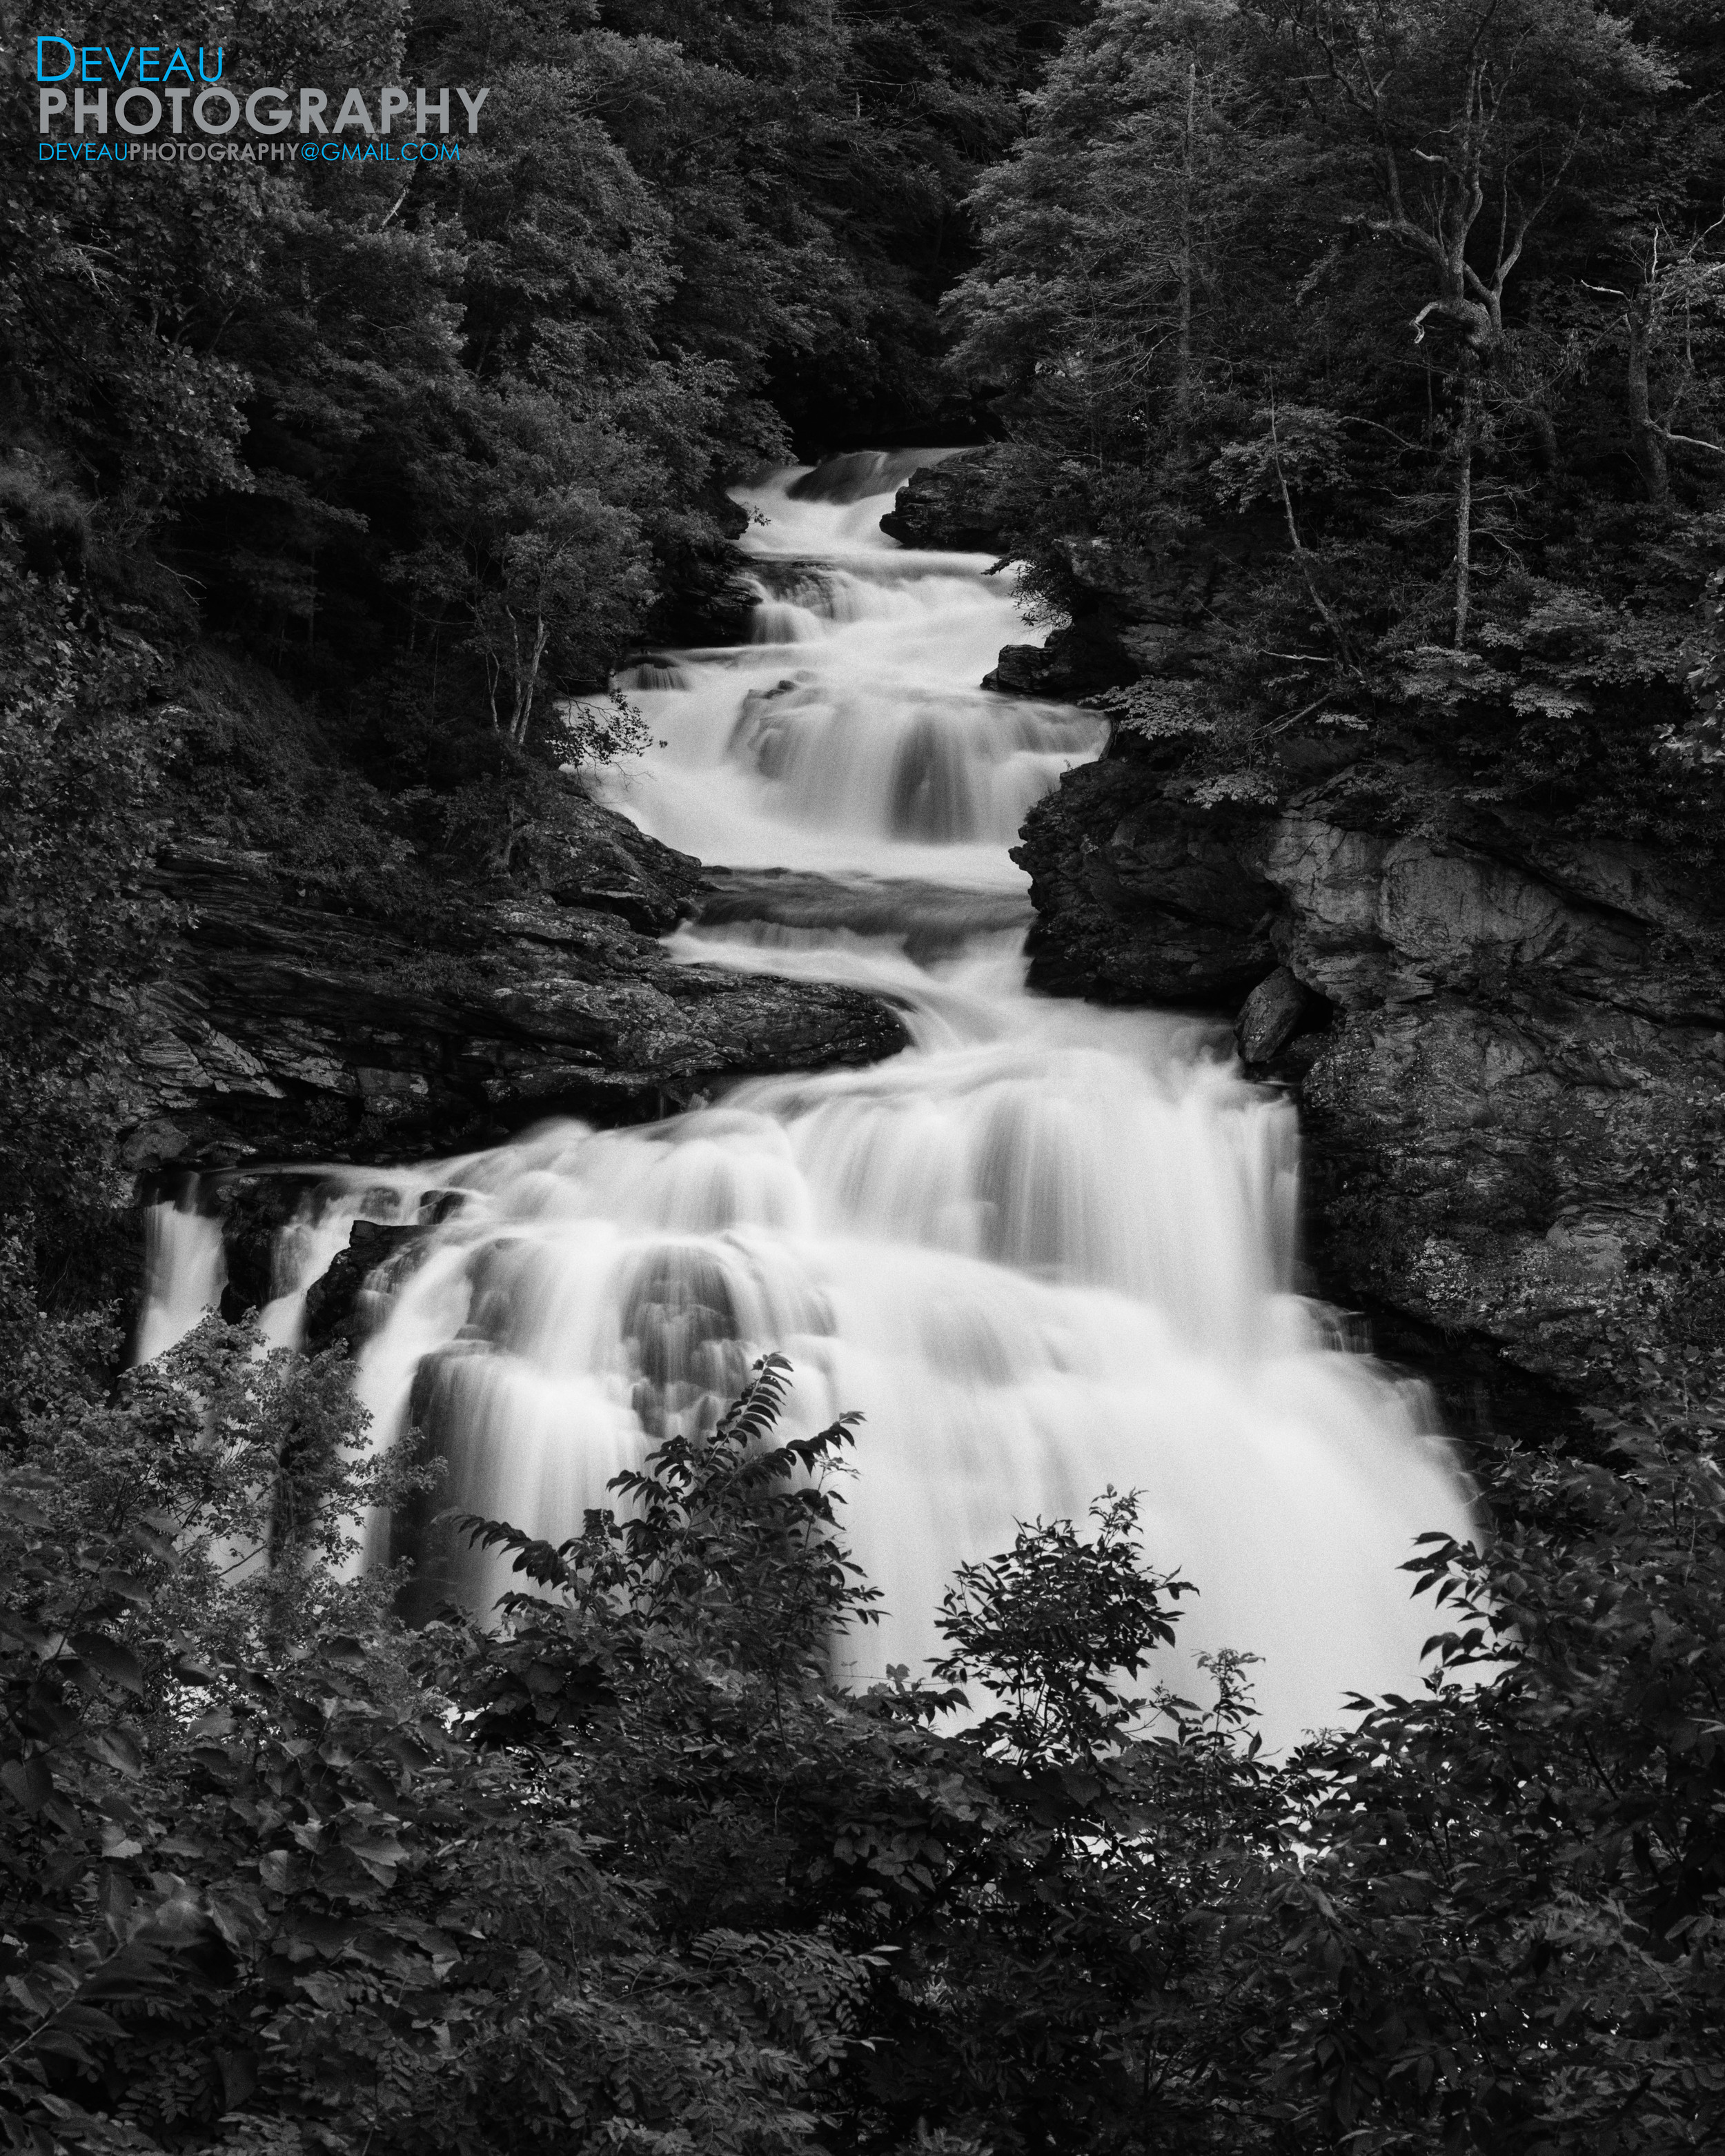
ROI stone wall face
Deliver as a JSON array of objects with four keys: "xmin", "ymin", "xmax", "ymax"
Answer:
[
  {"xmin": 121, "ymin": 811, "xmax": 906, "ymax": 1176},
  {"xmin": 1016, "ymin": 741, "xmax": 1725, "ymax": 1405}
]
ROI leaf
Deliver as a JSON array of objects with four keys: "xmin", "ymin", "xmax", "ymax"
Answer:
[
  {"xmin": 217, "ymin": 2050, "xmax": 259, "ymax": 2108},
  {"xmin": 68, "ymin": 1634, "xmax": 144, "ymax": 1694},
  {"xmin": 0, "ymin": 1610, "xmax": 50, "ymax": 1655},
  {"xmin": 126, "ymin": 1517, "xmax": 181, "ymax": 1563},
  {"xmin": 170, "ymin": 1652, "xmax": 224, "ymax": 1687},
  {"xmin": 259, "ymin": 1848, "xmax": 298, "ymax": 1892},
  {"xmin": 100, "ymin": 1870, "xmax": 136, "ymax": 1942},
  {"xmin": 29, "ymin": 2028, "xmax": 95, "ymax": 2067},
  {"xmin": 86, "ymin": 1725, "xmax": 143, "ymax": 1778},
  {"xmin": 1, "ymin": 1754, "xmax": 55, "ymax": 1814},
  {"xmin": 57, "ymin": 2004, "xmax": 128, "ymax": 2041},
  {"xmin": 208, "ymin": 1889, "xmax": 268, "ymax": 1950}
]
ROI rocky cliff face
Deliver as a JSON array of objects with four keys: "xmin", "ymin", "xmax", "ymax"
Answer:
[
  {"xmin": 121, "ymin": 815, "xmax": 907, "ymax": 1178},
  {"xmin": 1016, "ymin": 736, "xmax": 1725, "ymax": 1407}
]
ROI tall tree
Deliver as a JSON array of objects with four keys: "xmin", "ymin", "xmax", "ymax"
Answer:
[
  {"xmin": 949, "ymin": 0, "xmax": 1277, "ymax": 469},
  {"xmin": 1261, "ymin": 0, "xmax": 1672, "ymax": 644}
]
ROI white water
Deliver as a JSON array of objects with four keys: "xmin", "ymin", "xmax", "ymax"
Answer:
[
  {"xmin": 138, "ymin": 458, "xmax": 1473, "ymax": 1747},
  {"xmin": 599, "ymin": 460, "xmax": 1095, "ymax": 887},
  {"xmin": 137, "ymin": 1185, "xmax": 228, "ymax": 1363}
]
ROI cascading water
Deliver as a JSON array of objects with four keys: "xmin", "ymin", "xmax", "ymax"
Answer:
[
  {"xmin": 602, "ymin": 459, "xmax": 1097, "ymax": 884},
  {"xmin": 137, "ymin": 1180, "xmax": 228, "ymax": 1365},
  {"xmin": 139, "ymin": 456, "xmax": 1475, "ymax": 1748}
]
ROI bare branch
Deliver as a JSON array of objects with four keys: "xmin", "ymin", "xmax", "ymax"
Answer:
[{"xmin": 1662, "ymin": 430, "xmax": 1725, "ymax": 459}]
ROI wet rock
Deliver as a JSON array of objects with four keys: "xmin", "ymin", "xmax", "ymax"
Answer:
[
  {"xmin": 214, "ymin": 1176, "xmax": 305, "ymax": 1318},
  {"xmin": 696, "ymin": 867, "xmax": 1027, "ymax": 963},
  {"xmin": 120, "ymin": 1117, "xmax": 197, "ymax": 1176},
  {"xmin": 1019, "ymin": 743, "xmax": 1725, "ymax": 1397},
  {"xmin": 303, "ymin": 1221, "xmax": 425, "ymax": 1352},
  {"xmin": 983, "ymin": 617, "xmax": 1138, "ymax": 701},
  {"xmin": 1014, "ymin": 754, "xmax": 1279, "ymax": 1004},
  {"xmin": 979, "ymin": 646, "xmax": 1047, "ymax": 696},
  {"xmin": 880, "ymin": 451, "xmax": 1005, "ymax": 553},
  {"xmin": 794, "ymin": 450, "xmax": 945, "ymax": 506},
  {"xmin": 541, "ymin": 796, "xmax": 702, "ymax": 933},
  {"xmin": 119, "ymin": 829, "xmax": 908, "ymax": 1170},
  {"xmin": 1236, "ymin": 967, "xmax": 1309, "ymax": 1065}
]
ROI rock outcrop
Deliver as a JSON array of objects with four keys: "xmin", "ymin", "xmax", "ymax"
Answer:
[
  {"xmin": 121, "ymin": 822, "xmax": 907, "ymax": 1175},
  {"xmin": 987, "ymin": 525, "xmax": 1289, "ymax": 702},
  {"xmin": 878, "ymin": 451, "xmax": 1006, "ymax": 553},
  {"xmin": 1018, "ymin": 737, "xmax": 1725, "ymax": 1414},
  {"xmin": 997, "ymin": 506, "xmax": 1725, "ymax": 1421},
  {"xmin": 1236, "ymin": 967, "xmax": 1310, "ymax": 1066},
  {"xmin": 1018, "ymin": 731, "xmax": 1725, "ymax": 1408},
  {"xmin": 884, "ymin": 455, "xmax": 1255, "ymax": 699},
  {"xmin": 302, "ymin": 1220, "xmax": 426, "ymax": 1352}
]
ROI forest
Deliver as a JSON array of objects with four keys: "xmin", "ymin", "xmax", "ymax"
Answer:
[{"xmin": 3, "ymin": 1, "xmax": 1725, "ymax": 2151}]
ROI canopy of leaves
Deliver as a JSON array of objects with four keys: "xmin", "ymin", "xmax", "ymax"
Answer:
[{"xmin": 946, "ymin": 0, "xmax": 1725, "ymax": 782}]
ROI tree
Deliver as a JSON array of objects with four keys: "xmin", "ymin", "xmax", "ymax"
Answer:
[
  {"xmin": 1584, "ymin": 221, "xmax": 1725, "ymax": 509},
  {"xmin": 1245, "ymin": 1387, "xmax": 1725, "ymax": 2153},
  {"xmin": 948, "ymin": 0, "xmax": 1278, "ymax": 469},
  {"xmin": 398, "ymin": 388, "xmax": 657, "ymax": 742},
  {"xmin": 934, "ymin": 1487, "xmax": 1190, "ymax": 1761},
  {"xmin": 437, "ymin": 1375, "xmax": 1282, "ymax": 2156},
  {"xmin": 0, "ymin": 1330, "xmax": 876, "ymax": 2154},
  {"xmin": 6, "ymin": 1285, "xmax": 1721, "ymax": 2155},
  {"xmin": 0, "ymin": 559, "xmax": 176, "ymax": 1237},
  {"xmin": 1270, "ymin": 0, "xmax": 1673, "ymax": 645}
]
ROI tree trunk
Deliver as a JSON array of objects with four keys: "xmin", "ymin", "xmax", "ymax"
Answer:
[
  {"xmin": 1452, "ymin": 361, "xmax": 1477, "ymax": 651},
  {"xmin": 1175, "ymin": 59, "xmax": 1196, "ymax": 443},
  {"xmin": 1624, "ymin": 308, "xmax": 1670, "ymax": 508},
  {"xmin": 509, "ymin": 617, "xmax": 550, "ymax": 746},
  {"xmin": 1269, "ymin": 404, "xmax": 1350, "ymax": 665}
]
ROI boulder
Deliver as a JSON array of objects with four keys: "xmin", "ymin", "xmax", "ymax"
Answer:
[
  {"xmin": 879, "ymin": 451, "xmax": 1006, "ymax": 553},
  {"xmin": 304, "ymin": 1220, "xmax": 426, "ymax": 1352},
  {"xmin": 1014, "ymin": 753, "xmax": 1280, "ymax": 1004},
  {"xmin": 1236, "ymin": 967, "xmax": 1310, "ymax": 1064},
  {"xmin": 983, "ymin": 617, "xmax": 1139, "ymax": 700}
]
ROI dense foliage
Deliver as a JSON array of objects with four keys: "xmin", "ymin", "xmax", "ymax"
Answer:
[
  {"xmin": 0, "ymin": 0, "xmax": 1087, "ymax": 1230},
  {"xmin": 3, "ymin": 0, "xmax": 1080, "ymax": 719},
  {"xmin": 947, "ymin": 0, "xmax": 1725, "ymax": 823},
  {"xmin": 3, "ymin": 1323, "xmax": 1721, "ymax": 2155}
]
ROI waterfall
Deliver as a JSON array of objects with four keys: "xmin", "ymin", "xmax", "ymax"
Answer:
[
  {"xmin": 588, "ymin": 466, "xmax": 1094, "ymax": 887},
  {"xmin": 135, "ymin": 1177, "xmax": 433, "ymax": 1363},
  {"xmin": 138, "ymin": 455, "xmax": 1475, "ymax": 1749},
  {"xmin": 136, "ymin": 1180, "xmax": 227, "ymax": 1363}
]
